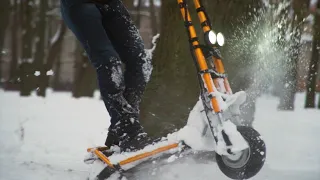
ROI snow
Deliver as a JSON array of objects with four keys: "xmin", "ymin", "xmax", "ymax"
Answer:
[
  {"xmin": 167, "ymin": 155, "xmax": 178, "ymax": 163},
  {"xmin": 1, "ymin": 50, "xmax": 7, "ymax": 55},
  {"xmin": 253, "ymin": 94, "xmax": 320, "ymax": 173},
  {"xmin": 133, "ymin": 0, "xmax": 161, "ymax": 7},
  {"xmin": 110, "ymin": 66, "xmax": 123, "ymax": 88},
  {"xmin": 50, "ymin": 25, "xmax": 62, "ymax": 45},
  {"xmin": 142, "ymin": 34, "xmax": 159, "ymax": 83},
  {"xmin": 175, "ymin": 91, "xmax": 249, "ymax": 156},
  {"xmin": 0, "ymin": 89, "xmax": 108, "ymax": 180},
  {"xmin": 46, "ymin": 70, "xmax": 54, "ymax": 76},
  {"xmin": 0, "ymin": 89, "xmax": 320, "ymax": 180},
  {"xmin": 216, "ymin": 120, "xmax": 249, "ymax": 153},
  {"xmin": 34, "ymin": 71, "xmax": 40, "ymax": 76},
  {"xmin": 310, "ymin": 0, "xmax": 319, "ymax": 7}
]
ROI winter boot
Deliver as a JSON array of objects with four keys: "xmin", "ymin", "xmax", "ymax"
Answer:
[
  {"xmin": 105, "ymin": 117, "xmax": 161, "ymax": 153},
  {"xmin": 105, "ymin": 130, "xmax": 119, "ymax": 148},
  {"xmin": 119, "ymin": 131, "xmax": 162, "ymax": 152}
]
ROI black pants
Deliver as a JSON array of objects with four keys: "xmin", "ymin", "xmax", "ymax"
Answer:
[{"xmin": 60, "ymin": 0, "xmax": 152, "ymax": 133}]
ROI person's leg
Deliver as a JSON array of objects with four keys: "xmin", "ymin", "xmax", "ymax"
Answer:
[
  {"xmin": 60, "ymin": 1, "xmax": 143, "ymax": 145},
  {"xmin": 98, "ymin": 0, "xmax": 152, "ymax": 114},
  {"xmin": 94, "ymin": 1, "xmax": 160, "ymax": 151}
]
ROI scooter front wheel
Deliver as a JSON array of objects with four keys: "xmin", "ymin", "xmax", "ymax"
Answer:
[{"xmin": 216, "ymin": 126, "xmax": 266, "ymax": 180}]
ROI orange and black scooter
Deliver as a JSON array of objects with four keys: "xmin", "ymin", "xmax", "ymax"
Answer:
[{"xmin": 85, "ymin": 0, "xmax": 266, "ymax": 179}]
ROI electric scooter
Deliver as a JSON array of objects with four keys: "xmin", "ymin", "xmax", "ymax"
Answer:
[{"xmin": 85, "ymin": 0, "xmax": 266, "ymax": 179}]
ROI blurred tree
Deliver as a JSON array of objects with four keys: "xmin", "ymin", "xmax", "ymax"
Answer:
[
  {"xmin": 52, "ymin": 54, "xmax": 62, "ymax": 91},
  {"xmin": 135, "ymin": 0, "xmax": 142, "ymax": 28},
  {"xmin": 72, "ymin": 41, "xmax": 97, "ymax": 98},
  {"xmin": 277, "ymin": 0, "xmax": 310, "ymax": 110},
  {"xmin": 6, "ymin": 0, "xmax": 19, "ymax": 90},
  {"xmin": 20, "ymin": 0, "xmax": 35, "ymax": 96},
  {"xmin": 34, "ymin": 0, "xmax": 48, "ymax": 96},
  {"xmin": 46, "ymin": 0, "xmax": 63, "ymax": 91},
  {"xmin": 123, "ymin": 0, "xmax": 134, "ymax": 9},
  {"xmin": 305, "ymin": 31, "xmax": 320, "ymax": 108},
  {"xmin": 318, "ymin": 89, "xmax": 320, "ymax": 109},
  {"xmin": 0, "ymin": 0, "xmax": 11, "ymax": 81},
  {"xmin": 306, "ymin": 0, "xmax": 320, "ymax": 108},
  {"xmin": 140, "ymin": 0, "xmax": 199, "ymax": 136},
  {"xmin": 37, "ymin": 21, "xmax": 67, "ymax": 96},
  {"xmin": 140, "ymin": 0, "xmax": 263, "ymax": 137},
  {"xmin": 150, "ymin": 0, "xmax": 158, "ymax": 35},
  {"xmin": 122, "ymin": 0, "xmax": 136, "ymax": 24}
]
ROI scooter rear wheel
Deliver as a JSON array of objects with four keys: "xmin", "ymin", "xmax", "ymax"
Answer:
[{"xmin": 216, "ymin": 126, "xmax": 266, "ymax": 180}]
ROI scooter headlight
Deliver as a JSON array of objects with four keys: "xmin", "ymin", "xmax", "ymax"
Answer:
[
  {"xmin": 205, "ymin": 30, "xmax": 217, "ymax": 45},
  {"xmin": 217, "ymin": 32, "xmax": 225, "ymax": 46}
]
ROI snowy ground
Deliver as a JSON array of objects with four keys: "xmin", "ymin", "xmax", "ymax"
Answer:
[{"xmin": 0, "ymin": 89, "xmax": 320, "ymax": 180}]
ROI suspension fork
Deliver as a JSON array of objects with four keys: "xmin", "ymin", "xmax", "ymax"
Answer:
[
  {"xmin": 177, "ymin": 0, "xmax": 221, "ymax": 113},
  {"xmin": 177, "ymin": 1, "xmax": 235, "ymax": 149},
  {"xmin": 192, "ymin": 0, "xmax": 232, "ymax": 95}
]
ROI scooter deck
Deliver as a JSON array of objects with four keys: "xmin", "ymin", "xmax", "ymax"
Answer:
[{"xmin": 87, "ymin": 141, "xmax": 185, "ymax": 170}]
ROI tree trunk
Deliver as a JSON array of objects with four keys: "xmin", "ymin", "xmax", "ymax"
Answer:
[
  {"xmin": 305, "ymin": 39, "xmax": 319, "ymax": 108},
  {"xmin": 72, "ymin": 41, "xmax": 97, "ymax": 98},
  {"xmin": 72, "ymin": 41, "xmax": 83, "ymax": 97},
  {"xmin": 0, "ymin": 0, "xmax": 11, "ymax": 81},
  {"xmin": 37, "ymin": 21, "xmax": 67, "ymax": 97},
  {"xmin": 149, "ymin": 0, "xmax": 157, "ymax": 36},
  {"xmin": 135, "ymin": 0, "xmax": 142, "ymax": 28},
  {"xmin": 306, "ymin": 14, "xmax": 320, "ymax": 108},
  {"xmin": 33, "ymin": 0, "xmax": 48, "ymax": 96},
  {"xmin": 140, "ymin": 0, "xmax": 201, "ymax": 137},
  {"xmin": 318, "ymin": 90, "xmax": 320, "ymax": 109},
  {"xmin": 6, "ymin": 0, "xmax": 19, "ymax": 90},
  {"xmin": 19, "ymin": 0, "xmax": 35, "ymax": 96},
  {"xmin": 140, "ymin": 0, "xmax": 264, "ymax": 137},
  {"xmin": 122, "ymin": 0, "xmax": 134, "ymax": 9},
  {"xmin": 277, "ymin": 0, "xmax": 307, "ymax": 110},
  {"xmin": 277, "ymin": 56, "xmax": 298, "ymax": 110},
  {"xmin": 52, "ymin": 53, "xmax": 62, "ymax": 91},
  {"xmin": 278, "ymin": 32, "xmax": 299, "ymax": 110}
]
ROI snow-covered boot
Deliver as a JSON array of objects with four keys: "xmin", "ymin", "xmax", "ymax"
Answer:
[
  {"xmin": 119, "ymin": 132, "xmax": 162, "ymax": 152},
  {"xmin": 105, "ymin": 116, "xmax": 161, "ymax": 152},
  {"xmin": 104, "ymin": 130, "xmax": 119, "ymax": 147}
]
